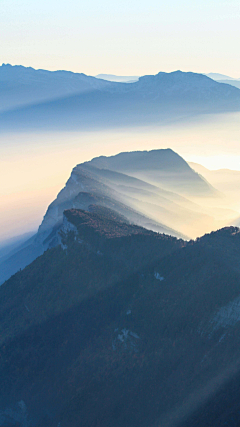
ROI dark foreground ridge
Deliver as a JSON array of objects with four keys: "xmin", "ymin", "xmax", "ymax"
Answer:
[{"xmin": 1, "ymin": 208, "xmax": 240, "ymax": 426}]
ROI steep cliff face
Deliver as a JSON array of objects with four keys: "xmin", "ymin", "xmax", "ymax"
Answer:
[
  {"xmin": 0, "ymin": 149, "xmax": 223, "ymax": 285},
  {"xmin": 37, "ymin": 170, "xmax": 88, "ymax": 239},
  {"xmin": 38, "ymin": 149, "xmax": 219, "ymax": 244}
]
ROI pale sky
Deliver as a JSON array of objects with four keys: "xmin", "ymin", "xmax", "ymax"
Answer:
[
  {"xmin": 0, "ymin": 0, "xmax": 240, "ymax": 77},
  {"xmin": 1, "ymin": 0, "xmax": 240, "ymax": 242}
]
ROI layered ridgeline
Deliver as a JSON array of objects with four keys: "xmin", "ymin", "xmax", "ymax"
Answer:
[
  {"xmin": 1, "ymin": 65, "xmax": 240, "ymax": 130},
  {"xmin": 205, "ymin": 73, "xmax": 240, "ymax": 90},
  {"xmin": 189, "ymin": 162, "xmax": 240, "ymax": 211},
  {"xmin": 0, "ymin": 63, "xmax": 114, "ymax": 113},
  {"xmin": 95, "ymin": 74, "xmax": 139, "ymax": 83},
  {"xmin": 1, "ymin": 148, "xmax": 235, "ymax": 286},
  {"xmin": 1, "ymin": 207, "xmax": 240, "ymax": 426}
]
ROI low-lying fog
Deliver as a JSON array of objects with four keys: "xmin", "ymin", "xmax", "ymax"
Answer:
[{"xmin": 1, "ymin": 111, "xmax": 240, "ymax": 242}]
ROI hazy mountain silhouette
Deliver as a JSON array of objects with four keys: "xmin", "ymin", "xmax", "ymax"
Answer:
[
  {"xmin": 189, "ymin": 162, "xmax": 240, "ymax": 213},
  {"xmin": 216, "ymin": 80, "xmax": 240, "ymax": 90},
  {"xmin": 0, "ymin": 149, "xmax": 222, "ymax": 285},
  {"xmin": 0, "ymin": 231, "xmax": 35, "ymax": 257},
  {"xmin": 1, "ymin": 69, "xmax": 240, "ymax": 131},
  {"xmin": 206, "ymin": 72, "xmax": 237, "ymax": 81},
  {"xmin": 0, "ymin": 63, "xmax": 114, "ymax": 112},
  {"xmin": 96, "ymin": 74, "xmax": 139, "ymax": 83},
  {"xmin": 86, "ymin": 149, "xmax": 216, "ymax": 196},
  {"xmin": 1, "ymin": 208, "xmax": 240, "ymax": 426},
  {"xmin": 205, "ymin": 73, "xmax": 240, "ymax": 89}
]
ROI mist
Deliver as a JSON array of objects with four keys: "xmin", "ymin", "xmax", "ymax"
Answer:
[{"xmin": 1, "ymin": 110, "xmax": 240, "ymax": 242}]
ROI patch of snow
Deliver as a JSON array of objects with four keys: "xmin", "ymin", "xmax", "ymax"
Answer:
[
  {"xmin": 112, "ymin": 328, "xmax": 140, "ymax": 352},
  {"xmin": 202, "ymin": 294, "xmax": 240, "ymax": 338},
  {"xmin": 154, "ymin": 272, "xmax": 164, "ymax": 281},
  {"xmin": 60, "ymin": 242, "xmax": 68, "ymax": 251},
  {"xmin": 200, "ymin": 354, "xmax": 207, "ymax": 365},
  {"xmin": 211, "ymin": 295, "xmax": 240, "ymax": 331},
  {"xmin": 18, "ymin": 401, "xmax": 27, "ymax": 414},
  {"xmin": 219, "ymin": 332, "xmax": 227, "ymax": 343},
  {"xmin": 0, "ymin": 400, "xmax": 29, "ymax": 427},
  {"xmin": 118, "ymin": 328, "xmax": 129, "ymax": 343},
  {"xmin": 129, "ymin": 331, "xmax": 140, "ymax": 339}
]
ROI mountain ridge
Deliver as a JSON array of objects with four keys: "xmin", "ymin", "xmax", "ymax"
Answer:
[
  {"xmin": 1, "ymin": 208, "xmax": 240, "ymax": 426},
  {"xmin": 0, "ymin": 149, "xmax": 226, "ymax": 285},
  {"xmin": 1, "ymin": 67, "xmax": 240, "ymax": 131}
]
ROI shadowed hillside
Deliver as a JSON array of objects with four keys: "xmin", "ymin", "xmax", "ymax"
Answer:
[{"xmin": 1, "ymin": 209, "xmax": 240, "ymax": 426}]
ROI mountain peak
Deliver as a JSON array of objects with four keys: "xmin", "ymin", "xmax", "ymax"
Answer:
[
  {"xmin": 87, "ymin": 148, "xmax": 191, "ymax": 173},
  {"xmin": 138, "ymin": 70, "xmax": 217, "ymax": 88}
]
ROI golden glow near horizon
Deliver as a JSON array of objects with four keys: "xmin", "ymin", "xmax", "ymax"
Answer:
[
  {"xmin": 1, "ymin": 0, "xmax": 240, "ymax": 241},
  {"xmin": 1, "ymin": 111, "xmax": 240, "ymax": 241}
]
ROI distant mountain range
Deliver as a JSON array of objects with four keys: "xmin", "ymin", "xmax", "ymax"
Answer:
[
  {"xmin": 1, "ymin": 204, "xmax": 240, "ymax": 426},
  {"xmin": 205, "ymin": 73, "xmax": 240, "ymax": 90},
  {"xmin": 189, "ymin": 162, "xmax": 240, "ymax": 230},
  {"xmin": 1, "ymin": 65, "xmax": 240, "ymax": 131},
  {"xmin": 1, "ymin": 148, "xmax": 230, "ymax": 285},
  {"xmin": 0, "ymin": 63, "xmax": 113, "ymax": 113},
  {"xmin": 95, "ymin": 74, "xmax": 139, "ymax": 83},
  {"xmin": 216, "ymin": 80, "xmax": 240, "ymax": 90},
  {"xmin": 205, "ymin": 72, "xmax": 240, "ymax": 81},
  {"xmin": 97, "ymin": 72, "xmax": 240, "ymax": 85}
]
